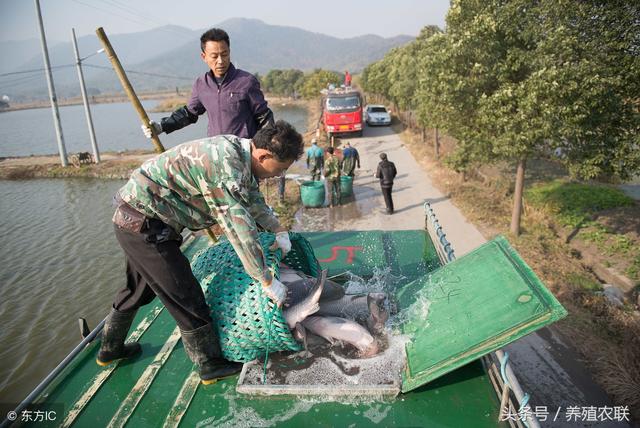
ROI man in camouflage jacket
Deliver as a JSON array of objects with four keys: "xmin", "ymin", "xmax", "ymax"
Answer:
[
  {"xmin": 324, "ymin": 146, "xmax": 342, "ymax": 207},
  {"xmin": 97, "ymin": 121, "xmax": 304, "ymax": 385}
]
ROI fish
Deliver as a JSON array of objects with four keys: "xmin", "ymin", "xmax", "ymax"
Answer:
[
  {"xmin": 366, "ymin": 293, "xmax": 389, "ymax": 336},
  {"xmin": 282, "ymin": 269, "xmax": 327, "ymax": 329},
  {"xmin": 280, "ymin": 267, "xmax": 345, "ymax": 304},
  {"xmin": 317, "ymin": 292, "xmax": 388, "ymax": 336},
  {"xmin": 302, "ymin": 315, "xmax": 379, "ymax": 357}
]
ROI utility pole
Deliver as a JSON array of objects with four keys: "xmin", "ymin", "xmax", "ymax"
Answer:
[
  {"xmin": 34, "ymin": 0, "xmax": 67, "ymax": 166},
  {"xmin": 71, "ymin": 28, "xmax": 100, "ymax": 163}
]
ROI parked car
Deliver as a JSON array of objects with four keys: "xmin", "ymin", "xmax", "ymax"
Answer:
[{"xmin": 364, "ymin": 104, "xmax": 392, "ymax": 126}]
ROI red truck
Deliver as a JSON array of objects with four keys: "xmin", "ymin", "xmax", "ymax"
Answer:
[{"xmin": 322, "ymin": 87, "xmax": 363, "ymax": 139}]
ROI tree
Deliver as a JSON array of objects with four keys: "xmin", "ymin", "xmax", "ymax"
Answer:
[
  {"xmin": 422, "ymin": 0, "xmax": 640, "ymax": 235},
  {"xmin": 298, "ymin": 69, "xmax": 343, "ymax": 99},
  {"xmin": 260, "ymin": 69, "xmax": 304, "ymax": 97}
]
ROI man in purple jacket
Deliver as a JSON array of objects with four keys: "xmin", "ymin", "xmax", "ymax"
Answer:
[{"xmin": 142, "ymin": 28, "xmax": 274, "ymax": 139}]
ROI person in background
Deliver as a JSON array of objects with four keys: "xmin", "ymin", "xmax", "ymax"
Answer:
[
  {"xmin": 141, "ymin": 28, "xmax": 289, "ymax": 218},
  {"xmin": 344, "ymin": 70, "xmax": 352, "ymax": 87},
  {"xmin": 306, "ymin": 139, "xmax": 324, "ymax": 181},
  {"xmin": 375, "ymin": 152, "xmax": 397, "ymax": 214},
  {"xmin": 98, "ymin": 121, "xmax": 303, "ymax": 385},
  {"xmin": 141, "ymin": 28, "xmax": 274, "ymax": 140},
  {"xmin": 324, "ymin": 146, "xmax": 342, "ymax": 207},
  {"xmin": 341, "ymin": 142, "xmax": 360, "ymax": 177}
]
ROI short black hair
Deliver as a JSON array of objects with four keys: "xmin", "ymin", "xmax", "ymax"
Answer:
[
  {"xmin": 327, "ymin": 147, "xmax": 334, "ymax": 154},
  {"xmin": 253, "ymin": 120, "xmax": 304, "ymax": 162},
  {"xmin": 379, "ymin": 153, "xmax": 387, "ymax": 160},
  {"xmin": 200, "ymin": 28, "xmax": 230, "ymax": 52}
]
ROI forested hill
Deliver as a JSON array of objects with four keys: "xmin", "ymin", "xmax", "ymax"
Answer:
[{"xmin": 1, "ymin": 18, "xmax": 413, "ymax": 102}]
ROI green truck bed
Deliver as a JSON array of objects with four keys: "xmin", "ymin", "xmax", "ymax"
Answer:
[{"xmin": 5, "ymin": 229, "xmax": 565, "ymax": 427}]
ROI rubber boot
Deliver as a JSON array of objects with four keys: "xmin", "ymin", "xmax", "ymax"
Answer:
[
  {"xmin": 180, "ymin": 323, "xmax": 243, "ymax": 385},
  {"xmin": 96, "ymin": 308, "xmax": 142, "ymax": 366}
]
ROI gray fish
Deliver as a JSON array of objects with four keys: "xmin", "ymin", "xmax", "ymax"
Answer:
[
  {"xmin": 317, "ymin": 292, "xmax": 388, "ymax": 336},
  {"xmin": 316, "ymin": 294, "xmax": 369, "ymax": 320},
  {"xmin": 302, "ymin": 315, "xmax": 379, "ymax": 357},
  {"xmin": 366, "ymin": 293, "xmax": 389, "ymax": 336},
  {"xmin": 282, "ymin": 269, "xmax": 327, "ymax": 329},
  {"xmin": 281, "ymin": 267, "xmax": 345, "ymax": 305}
]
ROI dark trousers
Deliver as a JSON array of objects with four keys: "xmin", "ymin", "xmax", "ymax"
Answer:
[
  {"xmin": 381, "ymin": 185, "xmax": 394, "ymax": 213},
  {"xmin": 112, "ymin": 219, "xmax": 212, "ymax": 331},
  {"xmin": 328, "ymin": 178, "xmax": 341, "ymax": 206}
]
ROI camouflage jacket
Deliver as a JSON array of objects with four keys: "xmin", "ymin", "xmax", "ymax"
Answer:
[
  {"xmin": 118, "ymin": 136, "xmax": 280, "ymax": 284},
  {"xmin": 324, "ymin": 154, "xmax": 341, "ymax": 180}
]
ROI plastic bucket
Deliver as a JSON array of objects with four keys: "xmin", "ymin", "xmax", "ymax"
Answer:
[
  {"xmin": 300, "ymin": 181, "xmax": 326, "ymax": 207},
  {"xmin": 340, "ymin": 176, "xmax": 354, "ymax": 197}
]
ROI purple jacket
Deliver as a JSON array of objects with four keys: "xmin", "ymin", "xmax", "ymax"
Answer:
[{"xmin": 185, "ymin": 64, "xmax": 273, "ymax": 138}]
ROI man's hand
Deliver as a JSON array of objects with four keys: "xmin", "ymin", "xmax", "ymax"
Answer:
[
  {"xmin": 141, "ymin": 120, "xmax": 163, "ymax": 138},
  {"xmin": 270, "ymin": 230, "xmax": 291, "ymax": 257},
  {"xmin": 262, "ymin": 278, "xmax": 287, "ymax": 307}
]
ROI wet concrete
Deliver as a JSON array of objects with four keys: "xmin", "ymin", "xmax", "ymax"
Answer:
[{"xmin": 290, "ymin": 124, "xmax": 632, "ymax": 427}]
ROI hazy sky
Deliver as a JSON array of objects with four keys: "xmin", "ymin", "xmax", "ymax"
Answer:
[{"xmin": 0, "ymin": 0, "xmax": 449, "ymax": 43}]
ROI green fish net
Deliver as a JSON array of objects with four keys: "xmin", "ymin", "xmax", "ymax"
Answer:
[{"xmin": 190, "ymin": 232, "xmax": 320, "ymax": 362}]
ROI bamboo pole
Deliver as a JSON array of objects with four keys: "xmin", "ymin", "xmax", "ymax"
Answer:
[
  {"xmin": 95, "ymin": 27, "xmax": 164, "ymax": 153},
  {"xmin": 96, "ymin": 27, "xmax": 217, "ymax": 242}
]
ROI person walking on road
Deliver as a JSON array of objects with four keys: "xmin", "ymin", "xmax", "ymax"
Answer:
[
  {"xmin": 141, "ymin": 28, "xmax": 274, "ymax": 140},
  {"xmin": 306, "ymin": 139, "xmax": 324, "ymax": 181},
  {"xmin": 375, "ymin": 152, "xmax": 397, "ymax": 214},
  {"xmin": 341, "ymin": 142, "xmax": 360, "ymax": 177},
  {"xmin": 98, "ymin": 121, "xmax": 304, "ymax": 385},
  {"xmin": 324, "ymin": 146, "xmax": 342, "ymax": 207}
]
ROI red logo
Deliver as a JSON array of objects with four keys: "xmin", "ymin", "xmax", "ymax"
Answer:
[{"xmin": 317, "ymin": 246, "xmax": 363, "ymax": 264}]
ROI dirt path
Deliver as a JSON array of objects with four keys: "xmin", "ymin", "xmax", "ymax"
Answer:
[{"xmin": 294, "ymin": 125, "xmax": 628, "ymax": 427}]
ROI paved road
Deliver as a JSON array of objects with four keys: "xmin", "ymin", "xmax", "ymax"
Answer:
[{"xmin": 294, "ymin": 125, "xmax": 630, "ymax": 427}]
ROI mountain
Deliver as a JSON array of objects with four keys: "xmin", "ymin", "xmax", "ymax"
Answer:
[
  {"xmin": 0, "ymin": 25, "xmax": 200, "ymax": 101},
  {"xmin": 0, "ymin": 19, "xmax": 414, "ymax": 101}
]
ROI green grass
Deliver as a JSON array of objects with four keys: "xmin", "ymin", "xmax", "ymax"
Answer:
[
  {"xmin": 526, "ymin": 179, "xmax": 640, "ymax": 281},
  {"xmin": 526, "ymin": 179, "xmax": 634, "ymax": 228},
  {"xmin": 565, "ymin": 272, "xmax": 603, "ymax": 292}
]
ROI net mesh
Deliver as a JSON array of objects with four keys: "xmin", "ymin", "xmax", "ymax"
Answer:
[{"xmin": 190, "ymin": 232, "xmax": 319, "ymax": 362}]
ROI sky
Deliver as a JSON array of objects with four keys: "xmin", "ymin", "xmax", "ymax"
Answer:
[{"xmin": 0, "ymin": 0, "xmax": 449, "ymax": 43}]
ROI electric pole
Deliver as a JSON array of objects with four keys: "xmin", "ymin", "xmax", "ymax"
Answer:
[
  {"xmin": 35, "ymin": 0, "xmax": 67, "ymax": 166},
  {"xmin": 71, "ymin": 28, "xmax": 100, "ymax": 163}
]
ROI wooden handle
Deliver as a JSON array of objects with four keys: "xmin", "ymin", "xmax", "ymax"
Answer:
[
  {"xmin": 96, "ymin": 27, "xmax": 218, "ymax": 243},
  {"xmin": 95, "ymin": 27, "xmax": 165, "ymax": 153}
]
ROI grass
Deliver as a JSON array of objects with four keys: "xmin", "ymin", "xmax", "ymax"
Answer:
[
  {"xmin": 526, "ymin": 179, "xmax": 635, "ymax": 228},
  {"xmin": 260, "ymin": 177, "xmax": 303, "ymax": 230}
]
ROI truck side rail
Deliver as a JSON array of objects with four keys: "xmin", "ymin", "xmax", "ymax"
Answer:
[{"xmin": 423, "ymin": 201, "xmax": 539, "ymax": 428}]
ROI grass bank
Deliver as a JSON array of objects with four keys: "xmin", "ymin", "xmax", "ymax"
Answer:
[
  {"xmin": 0, "ymin": 97, "xmax": 318, "ymax": 181},
  {"xmin": 395, "ymin": 122, "xmax": 640, "ymax": 419}
]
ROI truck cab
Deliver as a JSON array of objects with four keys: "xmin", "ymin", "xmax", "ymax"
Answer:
[{"xmin": 322, "ymin": 88, "xmax": 363, "ymax": 139}]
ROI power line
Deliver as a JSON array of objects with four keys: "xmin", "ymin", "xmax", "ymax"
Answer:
[
  {"xmin": 69, "ymin": 0, "xmax": 152, "ymax": 28},
  {"xmin": 0, "ymin": 74, "xmax": 43, "ymax": 91},
  {"xmin": 82, "ymin": 63, "xmax": 194, "ymax": 80},
  {"xmin": 0, "ymin": 65, "xmax": 75, "ymax": 78},
  {"xmin": 96, "ymin": 0, "xmax": 194, "ymax": 40},
  {"xmin": 1, "ymin": 63, "xmax": 193, "ymax": 83},
  {"xmin": 70, "ymin": 0, "xmax": 194, "ymax": 41}
]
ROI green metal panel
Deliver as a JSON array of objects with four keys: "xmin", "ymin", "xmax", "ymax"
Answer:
[
  {"xmin": 25, "ymin": 230, "xmax": 510, "ymax": 427},
  {"xmin": 303, "ymin": 230, "xmax": 440, "ymax": 281},
  {"xmin": 397, "ymin": 235, "xmax": 568, "ymax": 392}
]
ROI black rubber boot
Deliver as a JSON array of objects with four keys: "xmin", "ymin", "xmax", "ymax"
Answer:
[
  {"xmin": 96, "ymin": 308, "xmax": 142, "ymax": 366},
  {"xmin": 180, "ymin": 323, "xmax": 243, "ymax": 385}
]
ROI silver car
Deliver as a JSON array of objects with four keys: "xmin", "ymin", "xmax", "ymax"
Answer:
[{"xmin": 365, "ymin": 105, "xmax": 392, "ymax": 126}]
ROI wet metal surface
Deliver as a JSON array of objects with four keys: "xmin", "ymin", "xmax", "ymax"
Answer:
[{"xmin": 292, "ymin": 124, "xmax": 629, "ymax": 426}]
